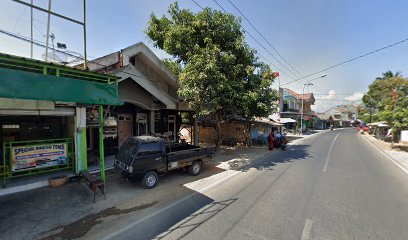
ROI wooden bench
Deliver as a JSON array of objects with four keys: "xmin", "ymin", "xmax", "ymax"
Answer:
[{"xmin": 79, "ymin": 170, "xmax": 106, "ymax": 203}]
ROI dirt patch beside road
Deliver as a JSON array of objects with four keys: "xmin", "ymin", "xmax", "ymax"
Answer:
[{"xmin": 42, "ymin": 201, "xmax": 158, "ymax": 240}]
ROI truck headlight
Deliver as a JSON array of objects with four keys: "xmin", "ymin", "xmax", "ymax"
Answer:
[{"xmin": 128, "ymin": 166, "xmax": 133, "ymax": 173}]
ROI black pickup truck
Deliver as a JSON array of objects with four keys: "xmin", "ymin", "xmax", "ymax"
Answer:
[{"xmin": 114, "ymin": 136, "xmax": 214, "ymax": 189}]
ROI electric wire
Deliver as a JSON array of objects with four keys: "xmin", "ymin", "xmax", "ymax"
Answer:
[
  {"xmin": 225, "ymin": 0, "xmax": 302, "ymax": 77},
  {"xmin": 191, "ymin": 0, "xmax": 298, "ymax": 81},
  {"xmin": 0, "ymin": 28, "xmax": 171, "ymax": 85},
  {"xmin": 281, "ymin": 37, "xmax": 408, "ymax": 86},
  {"xmin": 210, "ymin": 0, "xmax": 299, "ymax": 80}
]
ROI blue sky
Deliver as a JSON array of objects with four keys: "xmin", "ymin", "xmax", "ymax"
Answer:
[{"xmin": 1, "ymin": 0, "xmax": 407, "ymax": 112}]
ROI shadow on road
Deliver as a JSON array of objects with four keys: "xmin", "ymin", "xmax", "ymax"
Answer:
[
  {"xmin": 152, "ymin": 198, "xmax": 237, "ymax": 240},
  {"xmin": 0, "ymin": 143, "xmax": 311, "ymax": 240},
  {"xmin": 0, "ymin": 162, "xmax": 228, "ymax": 240},
  {"xmin": 229, "ymin": 144, "xmax": 312, "ymax": 172}
]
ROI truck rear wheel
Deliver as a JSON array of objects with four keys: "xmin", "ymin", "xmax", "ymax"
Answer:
[
  {"xmin": 142, "ymin": 171, "xmax": 158, "ymax": 189},
  {"xmin": 188, "ymin": 161, "xmax": 202, "ymax": 176}
]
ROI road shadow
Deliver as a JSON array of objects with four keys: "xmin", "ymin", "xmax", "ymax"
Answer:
[
  {"xmin": 0, "ymin": 143, "xmax": 311, "ymax": 240},
  {"xmin": 0, "ymin": 162, "xmax": 227, "ymax": 240},
  {"xmin": 228, "ymin": 144, "xmax": 312, "ymax": 172},
  {"xmin": 153, "ymin": 198, "xmax": 237, "ymax": 240}
]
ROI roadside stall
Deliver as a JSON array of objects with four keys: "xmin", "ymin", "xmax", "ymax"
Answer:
[
  {"xmin": 0, "ymin": 53, "xmax": 122, "ymax": 187},
  {"xmin": 367, "ymin": 121, "xmax": 391, "ymax": 141}
]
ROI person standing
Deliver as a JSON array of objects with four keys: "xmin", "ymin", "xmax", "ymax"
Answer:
[{"xmin": 267, "ymin": 131, "xmax": 275, "ymax": 150}]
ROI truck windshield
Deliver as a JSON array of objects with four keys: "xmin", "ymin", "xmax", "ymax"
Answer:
[{"xmin": 117, "ymin": 140, "xmax": 137, "ymax": 163}]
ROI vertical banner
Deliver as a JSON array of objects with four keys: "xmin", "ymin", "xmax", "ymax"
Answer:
[{"xmin": 11, "ymin": 143, "xmax": 68, "ymax": 172}]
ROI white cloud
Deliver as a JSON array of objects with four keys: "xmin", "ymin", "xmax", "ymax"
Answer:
[
  {"xmin": 345, "ymin": 92, "xmax": 364, "ymax": 101},
  {"xmin": 312, "ymin": 90, "xmax": 337, "ymax": 113},
  {"xmin": 312, "ymin": 99, "xmax": 337, "ymax": 113},
  {"xmin": 321, "ymin": 90, "xmax": 336, "ymax": 99}
]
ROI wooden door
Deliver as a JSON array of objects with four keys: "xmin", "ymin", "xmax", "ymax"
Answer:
[
  {"xmin": 136, "ymin": 113, "xmax": 148, "ymax": 136},
  {"xmin": 118, "ymin": 114, "xmax": 133, "ymax": 147}
]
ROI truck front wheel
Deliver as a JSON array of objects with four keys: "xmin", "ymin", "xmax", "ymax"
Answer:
[
  {"xmin": 142, "ymin": 171, "xmax": 158, "ymax": 189},
  {"xmin": 188, "ymin": 161, "xmax": 202, "ymax": 176}
]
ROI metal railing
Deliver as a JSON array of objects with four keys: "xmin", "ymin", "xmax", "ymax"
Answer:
[{"xmin": 0, "ymin": 53, "xmax": 118, "ymax": 84}]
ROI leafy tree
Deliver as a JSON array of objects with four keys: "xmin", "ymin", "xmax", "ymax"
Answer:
[
  {"xmin": 162, "ymin": 58, "xmax": 182, "ymax": 76},
  {"xmin": 362, "ymin": 73, "xmax": 408, "ymax": 128},
  {"xmin": 146, "ymin": 2, "xmax": 277, "ymax": 148},
  {"xmin": 375, "ymin": 70, "xmax": 402, "ymax": 80}
]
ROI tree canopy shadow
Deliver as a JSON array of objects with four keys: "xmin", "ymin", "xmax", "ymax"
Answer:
[{"xmin": 228, "ymin": 144, "xmax": 312, "ymax": 172}]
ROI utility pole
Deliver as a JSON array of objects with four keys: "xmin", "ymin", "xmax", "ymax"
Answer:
[
  {"xmin": 83, "ymin": 0, "xmax": 87, "ymax": 69},
  {"xmin": 301, "ymin": 82, "xmax": 313, "ymax": 135},
  {"xmin": 30, "ymin": 0, "xmax": 33, "ymax": 58},
  {"xmin": 277, "ymin": 72, "xmax": 281, "ymax": 120},
  {"xmin": 45, "ymin": 0, "xmax": 52, "ymax": 61}
]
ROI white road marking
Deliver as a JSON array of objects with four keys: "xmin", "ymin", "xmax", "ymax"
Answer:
[
  {"xmin": 322, "ymin": 133, "xmax": 340, "ymax": 172},
  {"xmin": 301, "ymin": 218, "xmax": 313, "ymax": 240},
  {"xmin": 361, "ymin": 135, "xmax": 408, "ymax": 175}
]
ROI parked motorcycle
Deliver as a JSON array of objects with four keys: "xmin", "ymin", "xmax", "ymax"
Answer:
[{"xmin": 273, "ymin": 135, "xmax": 287, "ymax": 150}]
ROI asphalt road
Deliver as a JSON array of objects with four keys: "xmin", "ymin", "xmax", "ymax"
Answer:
[{"xmin": 105, "ymin": 128, "xmax": 408, "ymax": 240}]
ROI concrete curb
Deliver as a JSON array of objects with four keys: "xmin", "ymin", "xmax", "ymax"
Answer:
[{"xmin": 360, "ymin": 134, "xmax": 408, "ymax": 175}]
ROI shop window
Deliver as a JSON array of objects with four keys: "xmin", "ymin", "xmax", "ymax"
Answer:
[
  {"xmin": 283, "ymin": 103, "xmax": 288, "ymax": 112},
  {"xmin": 2, "ymin": 124, "xmax": 20, "ymax": 142},
  {"xmin": 154, "ymin": 112, "xmax": 161, "ymax": 133},
  {"xmin": 138, "ymin": 143, "xmax": 162, "ymax": 156}
]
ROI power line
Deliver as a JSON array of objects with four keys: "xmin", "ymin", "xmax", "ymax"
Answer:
[
  {"xmin": 213, "ymin": 0, "xmax": 296, "ymax": 80},
  {"xmin": 190, "ymin": 0, "xmax": 203, "ymax": 9},
  {"xmin": 315, "ymin": 99, "xmax": 361, "ymax": 102},
  {"xmin": 0, "ymin": 28, "xmax": 169, "ymax": 85},
  {"xmin": 190, "ymin": 0, "xmax": 297, "ymax": 80},
  {"xmin": 225, "ymin": 0, "xmax": 302, "ymax": 77},
  {"xmin": 210, "ymin": 0, "xmax": 299, "ymax": 79},
  {"xmin": 0, "ymin": 28, "xmax": 80, "ymax": 59},
  {"xmin": 281, "ymin": 36, "xmax": 408, "ymax": 86},
  {"xmin": 314, "ymin": 93, "xmax": 356, "ymax": 96}
]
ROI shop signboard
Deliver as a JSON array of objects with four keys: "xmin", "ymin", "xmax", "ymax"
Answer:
[{"xmin": 11, "ymin": 143, "xmax": 68, "ymax": 172}]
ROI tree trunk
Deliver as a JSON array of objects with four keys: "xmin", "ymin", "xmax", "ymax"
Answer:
[{"xmin": 214, "ymin": 112, "xmax": 223, "ymax": 151}]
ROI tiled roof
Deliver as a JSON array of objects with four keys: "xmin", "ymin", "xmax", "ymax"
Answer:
[
  {"xmin": 315, "ymin": 114, "xmax": 331, "ymax": 120},
  {"xmin": 282, "ymin": 88, "xmax": 314, "ymax": 101}
]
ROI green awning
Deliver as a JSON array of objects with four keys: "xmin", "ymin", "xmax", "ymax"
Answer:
[{"xmin": 0, "ymin": 67, "xmax": 123, "ymax": 105}]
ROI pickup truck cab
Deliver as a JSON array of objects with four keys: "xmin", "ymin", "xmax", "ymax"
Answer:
[{"xmin": 114, "ymin": 136, "xmax": 214, "ymax": 189}]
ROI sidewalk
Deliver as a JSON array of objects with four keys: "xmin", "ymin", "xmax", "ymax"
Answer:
[
  {"xmin": 361, "ymin": 132, "xmax": 408, "ymax": 173},
  {"xmin": 0, "ymin": 145, "xmax": 270, "ymax": 240},
  {"xmin": 0, "ymin": 131, "xmax": 324, "ymax": 240}
]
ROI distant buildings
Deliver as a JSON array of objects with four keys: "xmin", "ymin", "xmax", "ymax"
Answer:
[
  {"xmin": 279, "ymin": 88, "xmax": 315, "ymax": 131},
  {"xmin": 325, "ymin": 105, "xmax": 357, "ymax": 127}
]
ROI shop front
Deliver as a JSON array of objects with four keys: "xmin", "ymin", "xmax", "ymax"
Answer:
[
  {"xmin": 0, "ymin": 53, "xmax": 121, "ymax": 187},
  {"xmin": 85, "ymin": 103, "xmax": 195, "ymax": 172}
]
